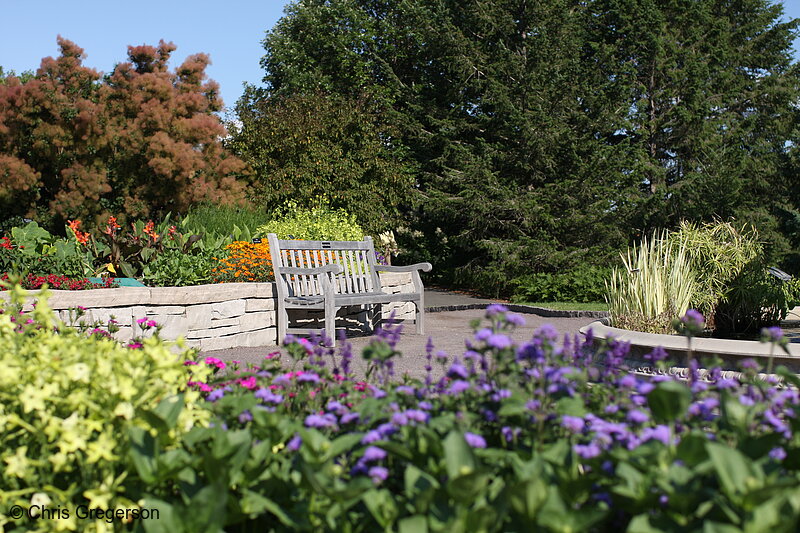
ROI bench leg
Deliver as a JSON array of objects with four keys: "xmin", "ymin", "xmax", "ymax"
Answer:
[
  {"xmin": 278, "ymin": 306, "xmax": 289, "ymax": 346},
  {"xmin": 416, "ymin": 301, "xmax": 424, "ymax": 336},
  {"xmin": 324, "ymin": 298, "xmax": 336, "ymax": 347}
]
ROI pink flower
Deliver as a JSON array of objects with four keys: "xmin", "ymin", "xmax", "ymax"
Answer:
[
  {"xmin": 127, "ymin": 342, "xmax": 143, "ymax": 349},
  {"xmin": 204, "ymin": 357, "xmax": 227, "ymax": 370},
  {"xmin": 238, "ymin": 376, "xmax": 257, "ymax": 390},
  {"xmin": 184, "ymin": 360, "xmax": 199, "ymax": 366}
]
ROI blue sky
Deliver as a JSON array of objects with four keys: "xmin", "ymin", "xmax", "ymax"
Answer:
[{"xmin": 1, "ymin": 0, "xmax": 799, "ymax": 112}]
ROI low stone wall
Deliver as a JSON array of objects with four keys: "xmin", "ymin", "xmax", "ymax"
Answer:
[
  {"xmin": 1, "ymin": 272, "xmax": 415, "ymax": 352},
  {"xmin": 581, "ymin": 319, "xmax": 800, "ymax": 374}
]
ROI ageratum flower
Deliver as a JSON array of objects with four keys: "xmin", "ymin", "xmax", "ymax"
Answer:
[
  {"xmin": 305, "ymin": 413, "xmax": 338, "ymax": 429},
  {"xmin": 254, "ymin": 388, "xmax": 284, "ymax": 404},
  {"xmin": 369, "ymin": 466, "xmax": 389, "ymax": 484},
  {"xmin": 464, "ymin": 432, "xmax": 487, "ymax": 448},
  {"xmin": 287, "ymin": 434, "xmax": 302, "ymax": 451},
  {"xmin": 487, "ymin": 334, "xmax": 513, "ymax": 350},
  {"xmin": 574, "ymin": 442, "xmax": 601, "ymax": 459},
  {"xmin": 362, "ymin": 446, "xmax": 387, "ymax": 462},
  {"xmin": 561, "ymin": 416, "xmax": 585, "ymax": 433}
]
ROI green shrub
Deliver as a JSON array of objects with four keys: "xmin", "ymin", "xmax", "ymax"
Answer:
[
  {"xmin": 510, "ymin": 265, "xmax": 611, "ymax": 303},
  {"xmin": 605, "ymin": 231, "xmax": 696, "ymax": 333},
  {"xmin": 715, "ymin": 268, "xmax": 800, "ymax": 335},
  {"xmin": 255, "ymin": 202, "xmax": 365, "ymax": 241},
  {"xmin": 1, "ymin": 221, "xmax": 90, "ymax": 277},
  {"xmin": 141, "ymin": 248, "xmax": 218, "ymax": 287},
  {"xmin": 0, "ymin": 287, "xmax": 211, "ymax": 531}
]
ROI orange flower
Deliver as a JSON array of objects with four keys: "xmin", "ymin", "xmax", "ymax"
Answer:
[
  {"xmin": 104, "ymin": 215, "xmax": 121, "ymax": 236},
  {"xmin": 143, "ymin": 221, "xmax": 159, "ymax": 241},
  {"xmin": 67, "ymin": 219, "xmax": 90, "ymax": 246}
]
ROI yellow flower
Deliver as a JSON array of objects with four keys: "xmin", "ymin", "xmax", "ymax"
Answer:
[{"xmin": 4, "ymin": 446, "xmax": 30, "ymax": 477}]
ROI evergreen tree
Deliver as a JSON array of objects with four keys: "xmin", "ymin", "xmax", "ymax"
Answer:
[{"xmin": 250, "ymin": 0, "xmax": 800, "ymax": 293}]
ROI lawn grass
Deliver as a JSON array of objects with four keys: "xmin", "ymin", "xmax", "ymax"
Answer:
[{"xmin": 519, "ymin": 301, "xmax": 608, "ymax": 311}]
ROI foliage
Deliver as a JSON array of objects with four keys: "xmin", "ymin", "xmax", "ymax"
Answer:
[
  {"xmin": 606, "ymin": 232, "xmax": 696, "ymax": 333},
  {"xmin": 0, "ymin": 221, "xmax": 90, "ymax": 278},
  {"xmin": 181, "ymin": 203, "xmax": 271, "ymax": 240},
  {"xmin": 141, "ymin": 248, "xmax": 217, "ymax": 287},
  {"xmin": 212, "ymin": 241, "xmax": 274, "ymax": 283},
  {"xmin": 0, "ymin": 286, "xmax": 211, "ymax": 532},
  {"xmin": 0, "ymin": 273, "xmax": 118, "ymax": 291},
  {"xmin": 253, "ymin": 0, "xmax": 800, "ymax": 295},
  {"xmin": 127, "ymin": 307, "xmax": 800, "ymax": 531},
  {"xmin": 674, "ymin": 220, "xmax": 764, "ymax": 323},
  {"xmin": 230, "ymin": 89, "xmax": 414, "ymax": 234},
  {"xmin": 716, "ymin": 269, "xmax": 800, "ymax": 336},
  {"xmin": 255, "ymin": 202, "xmax": 365, "ymax": 241},
  {"xmin": 0, "ymin": 37, "xmax": 248, "ymax": 228},
  {"xmin": 511, "ymin": 266, "xmax": 611, "ymax": 304}
]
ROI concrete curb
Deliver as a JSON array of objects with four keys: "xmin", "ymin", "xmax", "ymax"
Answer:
[{"xmin": 426, "ymin": 302, "xmax": 608, "ymax": 319}]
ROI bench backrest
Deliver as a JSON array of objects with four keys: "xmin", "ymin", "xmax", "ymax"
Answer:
[{"xmin": 267, "ymin": 234, "xmax": 382, "ymax": 298}]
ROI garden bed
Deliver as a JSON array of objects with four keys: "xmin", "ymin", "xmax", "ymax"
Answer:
[{"xmin": 0, "ymin": 272, "xmax": 416, "ymax": 351}]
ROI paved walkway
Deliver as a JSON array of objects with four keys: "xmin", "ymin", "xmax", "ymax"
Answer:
[{"xmin": 202, "ymin": 290, "xmax": 604, "ymax": 380}]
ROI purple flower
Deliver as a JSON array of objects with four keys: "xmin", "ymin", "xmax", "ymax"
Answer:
[
  {"xmin": 619, "ymin": 375, "xmax": 637, "ymax": 388},
  {"xmin": 361, "ymin": 430, "xmax": 382, "ymax": 444},
  {"xmin": 396, "ymin": 385, "xmax": 415, "ymax": 395},
  {"xmin": 626, "ymin": 409, "xmax": 649, "ymax": 424},
  {"xmin": 506, "ymin": 313, "xmax": 526, "ymax": 326},
  {"xmin": 448, "ymin": 362, "xmax": 469, "ymax": 379},
  {"xmin": 254, "ymin": 388, "xmax": 284, "ymax": 404},
  {"xmin": 287, "ymin": 434, "xmax": 302, "ymax": 451},
  {"xmin": 681, "ymin": 309, "xmax": 705, "ymax": 331},
  {"xmin": 404, "ymin": 409, "xmax": 429, "ymax": 423},
  {"xmin": 391, "ymin": 412, "xmax": 409, "ymax": 426},
  {"xmin": 562, "ymin": 415, "xmax": 585, "ymax": 433},
  {"xmin": 341, "ymin": 412, "xmax": 361, "ymax": 424},
  {"xmin": 641, "ymin": 425, "xmax": 671, "ymax": 445},
  {"xmin": 238, "ymin": 410, "xmax": 253, "ymax": 423},
  {"xmin": 418, "ymin": 401, "xmax": 433, "ymax": 410},
  {"xmin": 297, "ymin": 373, "xmax": 321, "ymax": 383},
  {"xmin": 739, "ymin": 394, "xmax": 755, "ymax": 406},
  {"xmin": 769, "ymin": 447, "xmax": 787, "ymax": 461},
  {"xmin": 487, "ymin": 334, "xmax": 513, "ymax": 350},
  {"xmin": 502, "ymin": 426, "xmax": 521, "ymax": 442},
  {"xmin": 369, "ymin": 466, "xmax": 389, "ymax": 484},
  {"xmin": 475, "ymin": 328, "xmax": 493, "ymax": 341},
  {"xmin": 207, "ymin": 389, "xmax": 225, "ymax": 402},
  {"xmin": 574, "ymin": 442, "xmax": 601, "ymax": 459},
  {"xmin": 305, "ymin": 413, "xmax": 337, "ymax": 429},
  {"xmin": 464, "ymin": 432, "xmax": 487, "ymax": 448},
  {"xmin": 486, "ymin": 304, "xmax": 509, "ymax": 316},
  {"xmin": 448, "ymin": 380, "xmax": 471, "ymax": 395},
  {"xmin": 491, "ymin": 389, "xmax": 511, "ymax": 402},
  {"xmin": 362, "ymin": 446, "xmax": 387, "ymax": 462},
  {"xmin": 761, "ymin": 326, "xmax": 784, "ymax": 344},
  {"xmin": 716, "ymin": 378, "xmax": 739, "ymax": 389},
  {"xmin": 636, "ymin": 381, "xmax": 655, "ymax": 395},
  {"xmin": 377, "ymin": 423, "xmax": 397, "ymax": 437},
  {"xmin": 535, "ymin": 324, "xmax": 559, "ymax": 341}
]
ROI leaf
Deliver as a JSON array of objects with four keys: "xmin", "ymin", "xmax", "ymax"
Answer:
[
  {"xmin": 399, "ymin": 515, "xmax": 428, "ymax": 533},
  {"xmin": 323, "ymin": 432, "xmax": 364, "ymax": 461},
  {"xmin": 443, "ymin": 431, "xmax": 476, "ymax": 480},
  {"xmin": 706, "ymin": 442, "xmax": 760, "ymax": 498},
  {"xmin": 140, "ymin": 498, "xmax": 186, "ymax": 533},
  {"xmin": 362, "ymin": 489, "xmax": 398, "ymax": 528},
  {"xmin": 240, "ymin": 490, "xmax": 299, "ymax": 527},
  {"xmin": 128, "ymin": 427, "xmax": 158, "ymax": 485},
  {"xmin": 647, "ymin": 380, "xmax": 691, "ymax": 422}
]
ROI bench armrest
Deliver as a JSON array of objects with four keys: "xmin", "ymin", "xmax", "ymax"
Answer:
[
  {"xmin": 279, "ymin": 264, "xmax": 343, "ymax": 275},
  {"xmin": 376, "ymin": 263, "xmax": 432, "ymax": 273}
]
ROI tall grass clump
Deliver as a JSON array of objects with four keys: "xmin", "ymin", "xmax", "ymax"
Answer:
[
  {"xmin": 182, "ymin": 203, "xmax": 272, "ymax": 238},
  {"xmin": 673, "ymin": 220, "xmax": 761, "ymax": 327},
  {"xmin": 606, "ymin": 232, "xmax": 696, "ymax": 333}
]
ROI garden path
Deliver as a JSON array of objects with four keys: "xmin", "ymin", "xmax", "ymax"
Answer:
[{"xmin": 202, "ymin": 290, "xmax": 601, "ymax": 380}]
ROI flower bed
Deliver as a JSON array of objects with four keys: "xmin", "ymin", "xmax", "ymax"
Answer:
[{"xmin": 4, "ymin": 290, "xmax": 800, "ymax": 531}]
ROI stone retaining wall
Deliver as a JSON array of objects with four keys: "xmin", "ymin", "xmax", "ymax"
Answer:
[{"xmin": 1, "ymin": 272, "xmax": 415, "ymax": 352}]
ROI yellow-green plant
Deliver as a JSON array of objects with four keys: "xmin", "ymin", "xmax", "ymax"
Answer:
[
  {"xmin": 255, "ymin": 202, "xmax": 364, "ymax": 241},
  {"xmin": 0, "ymin": 285, "xmax": 211, "ymax": 532},
  {"xmin": 606, "ymin": 232, "xmax": 696, "ymax": 333}
]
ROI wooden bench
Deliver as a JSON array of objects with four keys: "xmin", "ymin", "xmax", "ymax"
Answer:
[{"xmin": 267, "ymin": 233, "xmax": 432, "ymax": 346}]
